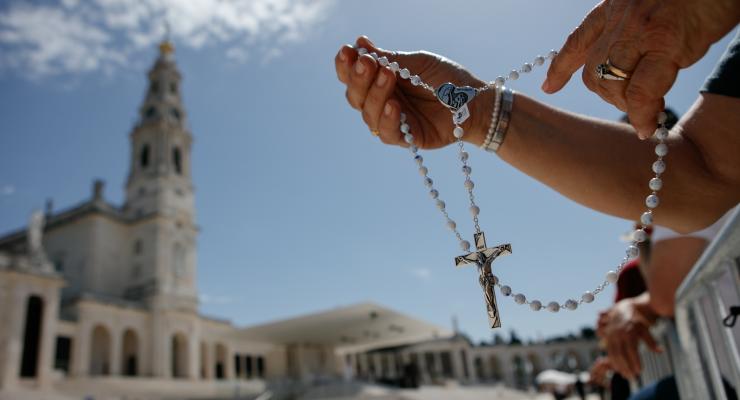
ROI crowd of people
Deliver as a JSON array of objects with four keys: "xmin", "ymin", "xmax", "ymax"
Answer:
[{"xmin": 335, "ymin": 1, "xmax": 739, "ymax": 399}]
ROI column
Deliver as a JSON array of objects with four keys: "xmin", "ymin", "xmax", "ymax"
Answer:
[
  {"xmin": 110, "ymin": 329, "xmax": 122, "ymax": 376},
  {"xmin": 0, "ymin": 284, "xmax": 25, "ymax": 389},
  {"xmin": 188, "ymin": 335, "xmax": 199, "ymax": 379},
  {"xmin": 224, "ymin": 345, "xmax": 234, "ymax": 379}
]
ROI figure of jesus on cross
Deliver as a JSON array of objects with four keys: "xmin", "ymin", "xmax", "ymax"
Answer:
[{"xmin": 455, "ymin": 232, "xmax": 512, "ymax": 328}]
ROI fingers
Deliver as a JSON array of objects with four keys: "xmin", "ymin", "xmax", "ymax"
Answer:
[
  {"xmin": 623, "ymin": 337, "xmax": 642, "ymax": 377},
  {"xmin": 543, "ymin": 2, "xmax": 607, "ymax": 93},
  {"xmin": 362, "ymin": 67, "xmax": 398, "ymax": 139},
  {"xmin": 625, "ymin": 53, "xmax": 678, "ymax": 139},
  {"xmin": 346, "ymin": 54, "xmax": 378, "ymax": 110},
  {"xmin": 638, "ymin": 327, "xmax": 662, "ymax": 353},
  {"xmin": 335, "ymin": 44, "xmax": 357, "ymax": 84},
  {"xmin": 377, "ymin": 98, "xmax": 406, "ymax": 147}
]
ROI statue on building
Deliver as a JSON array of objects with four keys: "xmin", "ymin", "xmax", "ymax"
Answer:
[{"xmin": 27, "ymin": 210, "xmax": 52, "ymax": 272}]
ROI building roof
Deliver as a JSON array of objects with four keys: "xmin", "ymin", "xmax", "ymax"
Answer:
[{"xmin": 239, "ymin": 302, "xmax": 450, "ymax": 352}]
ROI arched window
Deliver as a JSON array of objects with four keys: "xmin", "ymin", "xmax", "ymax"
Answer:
[
  {"xmin": 170, "ymin": 82, "xmax": 178, "ymax": 94},
  {"xmin": 149, "ymin": 81, "xmax": 159, "ymax": 95},
  {"xmin": 145, "ymin": 106, "xmax": 157, "ymax": 119},
  {"xmin": 133, "ymin": 239, "xmax": 143, "ymax": 255},
  {"xmin": 170, "ymin": 108, "xmax": 181, "ymax": 121},
  {"xmin": 140, "ymin": 145, "xmax": 150, "ymax": 168},
  {"xmin": 173, "ymin": 147, "xmax": 182, "ymax": 174}
]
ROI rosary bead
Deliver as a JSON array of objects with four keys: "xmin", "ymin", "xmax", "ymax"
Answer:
[
  {"xmin": 400, "ymin": 112, "xmax": 407, "ymax": 123},
  {"xmin": 447, "ymin": 220, "xmax": 456, "ymax": 230},
  {"xmin": 626, "ymin": 245, "xmax": 639, "ymax": 259},
  {"xmin": 389, "ymin": 61, "xmax": 399, "ymax": 72},
  {"xmin": 514, "ymin": 293, "xmax": 526, "ymax": 304},
  {"xmin": 530, "ymin": 300, "xmax": 542, "ymax": 311},
  {"xmin": 501, "ymin": 285, "xmax": 512, "ymax": 296},
  {"xmin": 494, "ymin": 76, "xmax": 505, "ymax": 88},
  {"xmin": 410, "ymin": 145, "xmax": 418, "ymax": 153},
  {"xmin": 410, "ymin": 75, "xmax": 421, "ymax": 86},
  {"xmin": 646, "ymin": 194, "xmax": 660, "ymax": 209},
  {"xmin": 400, "ymin": 123, "xmax": 410, "ymax": 134},
  {"xmin": 533, "ymin": 55, "xmax": 545, "ymax": 66},
  {"xmin": 414, "ymin": 155, "xmax": 423, "ymax": 165},
  {"xmin": 453, "ymin": 126, "xmax": 465, "ymax": 138},
  {"xmin": 436, "ymin": 200, "xmax": 446, "ymax": 210},
  {"xmin": 419, "ymin": 166, "xmax": 428, "ymax": 176},
  {"xmin": 564, "ymin": 299, "xmax": 578, "ymax": 310},
  {"xmin": 460, "ymin": 240, "xmax": 471, "ymax": 251},
  {"xmin": 547, "ymin": 49, "xmax": 558, "ymax": 59},
  {"xmin": 655, "ymin": 143, "xmax": 668, "ymax": 157},
  {"xmin": 424, "ymin": 177, "xmax": 433, "ymax": 187},
  {"xmin": 606, "ymin": 270, "xmax": 619, "ymax": 284},
  {"xmin": 641, "ymin": 211, "xmax": 653, "ymax": 226},
  {"xmin": 404, "ymin": 134, "xmax": 414, "ymax": 144},
  {"xmin": 377, "ymin": 56, "xmax": 389, "ymax": 66},
  {"xmin": 470, "ymin": 205, "xmax": 480, "ymax": 216},
  {"xmin": 459, "ymin": 151, "xmax": 469, "ymax": 162},
  {"xmin": 357, "ymin": 47, "xmax": 368, "ymax": 56},
  {"xmin": 464, "ymin": 180, "xmax": 474, "ymax": 190},
  {"xmin": 581, "ymin": 291, "xmax": 595, "ymax": 303},
  {"xmin": 429, "ymin": 189, "xmax": 439, "ymax": 199},
  {"xmin": 649, "ymin": 177, "xmax": 663, "ymax": 191},
  {"xmin": 369, "ymin": 52, "xmax": 378, "ymax": 60},
  {"xmin": 521, "ymin": 63, "xmax": 533, "ymax": 73},
  {"xmin": 462, "ymin": 165, "xmax": 472, "ymax": 175},
  {"xmin": 654, "ymin": 127, "xmax": 669, "ymax": 140},
  {"xmin": 399, "ymin": 68, "xmax": 411, "ymax": 79},
  {"xmin": 633, "ymin": 229, "xmax": 648, "ymax": 243},
  {"xmin": 658, "ymin": 111, "xmax": 668, "ymax": 124},
  {"xmin": 508, "ymin": 70, "xmax": 519, "ymax": 80},
  {"xmin": 547, "ymin": 302, "xmax": 560, "ymax": 312},
  {"xmin": 652, "ymin": 160, "xmax": 666, "ymax": 174}
]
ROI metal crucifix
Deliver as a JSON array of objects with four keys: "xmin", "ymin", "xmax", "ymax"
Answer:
[{"xmin": 455, "ymin": 232, "xmax": 512, "ymax": 329}]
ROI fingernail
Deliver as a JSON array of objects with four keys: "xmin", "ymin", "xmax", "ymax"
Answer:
[
  {"xmin": 384, "ymin": 103, "xmax": 392, "ymax": 116},
  {"xmin": 541, "ymin": 79, "xmax": 551, "ymax": 93},
  {"xmin": 376, "ymin": 71, "xmax": 387, "ymax": 87},
  {"xmin": 355, "ymin": 60, "xmax": 365, "ymax": 75},
  {"xmin": 338, "ymin": 49, "xmax": 346, "ymax": 61}
]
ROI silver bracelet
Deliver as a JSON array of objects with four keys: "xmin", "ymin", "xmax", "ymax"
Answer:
[
  {"xmin": 482, "ymin": 87, "xmax": 503, "ymax": 150},
  {"xmin": 483, "ymin": 87, "xmax": 514, "ymax": 153}
]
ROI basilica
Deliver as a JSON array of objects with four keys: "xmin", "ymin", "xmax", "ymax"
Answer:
[{"xmin": 0, "ymin": 41, "xmax": 597, "ymax": 399}]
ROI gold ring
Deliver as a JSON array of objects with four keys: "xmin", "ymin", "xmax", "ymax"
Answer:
[
  {"xmin": 606, "ymin": 59, "xmax": 632, "ymax": 79},
  {"xmin": 370, "ymin": 129, "xmax": 380, "ymax": 137}
]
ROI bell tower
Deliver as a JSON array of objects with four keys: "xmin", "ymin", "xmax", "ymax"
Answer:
[{"xmin": 124, "ymin": 39, "xmax": 198, "ymax": 312}]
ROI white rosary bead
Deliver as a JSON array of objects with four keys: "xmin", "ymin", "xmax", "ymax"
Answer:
[
  {"xmin": 460, "ymin": 240, "xmax": 471, "ymax": 251},
  {"xmin": 606, "ymin": 270, "xmax": 619, "ymax": 284},
  {"xmin": 399, "ymin": 68, "xmax": 411, "ymax": 79},
  {"xmin": 521, "ymin": 63, "xmax": 533, "ymax": 73},
  {"xmin": 494, "ymin": 76, "xmax": 506, "ymax": 88},
  {"xmin": 501, "ymin": 285, "xmax": 512, "ymax": 296},
  {"xmin": 646, "ymin": 194, "xmax": 660, "ymax": 209},
  {"xmin": 547, "ymin": 50, "xmax": 558, "ymax": 59},
  {"xmin": 410, "ymin": 75, "xmax": 421, "ymax": 86},
  {"xmin": 357, "ymin": 48, "xmax": 368, "ymax": 56},
  {"xmin": 410, "ymin": 145, "xmax": 418, "ymax": 153},
  {"xmin": 547, "ymin": 302, "xmax": 560, "ymax": 313},
  {"xmin": 404, "ymin": 134, "xmax": 414, "ymax": 144},
  {"xmin": 655, "ymin": 127, "xmax": 669, "ymax": 140},
  {"xmin": 464, "ymin": 180, "xmax": 474, "ymax": 190},
  {"xmin": 655, "ymin": 143, "xmax": 668, "ymax": 157},
  {"xmin": 437, "ymin": 200, "xmax": 446, "ymax": 210},
  {"xmin": 459, "ymin": 151, "xmax": 469, "ymax": 162},
  {"xmin": 389, "ymin": 61, "xmax": 399, "ymax": 72},
  {"xmin": 470, "ymin": 205, "xmax": 480, "ymax": 216},
  {"xmin": 377, "ymin": 56, "xmax": 389, "ymax": 66},
  {"xmin": 447, "ymin": 220, "xmax": 456, "ymax": 230},
  {"xmin": 419, "ymin": 166, "xmax": 428, "ymax": 176},
  {"xmin": 429, "ymin": 189, "xmax": 439, "ymax": 199},
  {"xmin": 626, "ymin": 245, "xmax": 639, "ymax": 259},
  {"xmin": 508, "ymin": 70, "xmax": 519, "ymax": 80},
  {"xmin": 633, "ymin": 229, "xmax": 648, "ymax": 243},
  {"xmin": 649, "ymin": 177, "xmax": 663, "ymax": 191},
  {"xmin": 514, "ymin": 293, "xmax": 526, "ymax": 304},
  {"xmin": 533, "ymin": 55, "xmax": 545, "ymax": 66},
  {"xmin": 453, "ymin": 126, "xmax": 465, "ymax": 138},
  {"xmin": 658, "ymin": 112, "xmax": 668, "ymax": 124},
  {"xmin": 564, "ymin": 299, "xmax": 578, "ymax": 310},
  {"xmin": 369, "ymin": 52, "xmax": 378, "ymax": 60},
  {"xmin": 530, "ymin": 300, "xmax": 542, "ymax": 311},
  {"xmin": 652, "ymin": 160, "xmax": 666, "ymax": 174},
  {"xmin": 641, "ymin": 211, "xmax": 653, "ymax": 226},
  {"xmin": 462, "ymin": 166, "xmax": 472, "ymax": 175},
  {"xmin": 424, "ymin": 177, "xmax": 433, "ymax": 187},
  {"xmin": 414, "ymin": 155, "xmax": 423, "ymax": 165},
  {"xmin": 581, "ymin": 291, "xmax": 595, "ymax": 303},
  {"xmin": 400, "ymin": 112, "xmax": 407, "ymax": 123},
  {"xmin": 400, "ymin": 123, "xmax": 410, "ymax": 134}
]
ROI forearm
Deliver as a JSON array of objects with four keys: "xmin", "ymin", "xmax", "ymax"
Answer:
[{"xmin": 467, "ymin": 90, "xmax": 738, "ymax": 232}]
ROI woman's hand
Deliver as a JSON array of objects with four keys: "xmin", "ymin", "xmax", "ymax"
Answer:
[{"xmin": 335, "ymin": 36, "xmax": 491, "ymax": 149}]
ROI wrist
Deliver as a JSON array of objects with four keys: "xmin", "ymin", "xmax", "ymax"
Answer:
[{"xmin": 463, "ymin": 86, "xmax": 496, "ymax": 147}]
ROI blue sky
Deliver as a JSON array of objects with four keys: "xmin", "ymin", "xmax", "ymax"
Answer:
[{"xmin": 0, "ymin": 0, "xmax": 735, "ymax": 343}]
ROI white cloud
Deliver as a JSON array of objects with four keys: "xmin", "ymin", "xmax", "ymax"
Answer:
[
  {"xmin": 0, "ymin": 0, "xmax": 334, "ymax": 79},
  {"xmin": 411, "ymin": 267, "xmax": 431, "ymax": 280},
  {"xmin": 1, "ymin": 185, "xmax": 15, "ymax": 196}
]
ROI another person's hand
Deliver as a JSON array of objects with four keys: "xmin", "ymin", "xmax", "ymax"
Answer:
[
  {"xmin": 589, "ymin": 356, "xmax": 612, "ymax": 388},
  {"xmin": 601, "ymin": 294, "xmax": 661, "ymax": 379},
  {"xmin": 543, "ymin": 0, "xmax": 740, "ymax": 139},
  {"xmin": 335, "ymin": 36, "xmax": 490, "ymax": 149}
]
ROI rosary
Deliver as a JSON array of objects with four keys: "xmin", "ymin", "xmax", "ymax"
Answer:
[{"xmin": 355, "ymin": 47, "xmax": 668, "ymax": 329}]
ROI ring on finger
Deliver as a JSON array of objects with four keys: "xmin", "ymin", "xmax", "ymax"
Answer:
[
  {"xmin": 370, "ymin": 128, "xmax": 380, "ymax": 137},
  {"xmin": 596, "ymin": 59, "xmax": 632, "ymax": 81}
]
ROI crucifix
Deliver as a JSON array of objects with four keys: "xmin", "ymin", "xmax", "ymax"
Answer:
[{"xmin": 455, "ymin": 231, "xmax": 512, "ymax": 328}]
